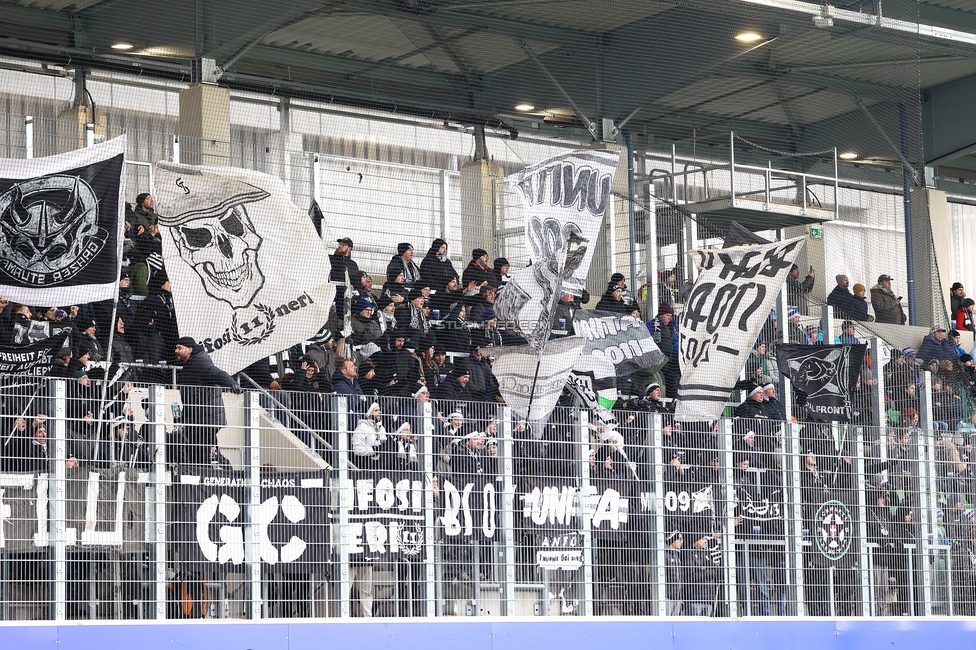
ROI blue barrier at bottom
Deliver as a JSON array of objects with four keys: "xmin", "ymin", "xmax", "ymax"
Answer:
[{"xmin": 1, "ymin": 618, "xmax": 975, "ymax": 650}]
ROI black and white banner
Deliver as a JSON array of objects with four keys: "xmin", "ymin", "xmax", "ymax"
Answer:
[
  {"xmin": 508, "ymin": 149, "xmax": 619, "ymax": 296},
  {"xmin": 0, "ymin": 468, "xmax": 146, "ymax": 554},
  {"xmin": 494, "ymin": 256, "xmax": 566, "ymax": 351},
  {"xmin": 439, "ymin": 478, "xmax": 497, "ymax": 541},
  {"xmin": 344, "ymin": 470, "xmax": 425, "ymax": 561},
  {"xmin": 170, "ymin": 471, "xmax": 330, "ymax": 568},
  {"xmin": 0, "ymin": 333, "xmax": 69, "ymax": 376},
  {"xmin": 519, "ymin": 477, "xmax": 633, "ymax": 569},
  {"xmin": 154, "ymin": 162, "xmax": 336, "ymax": 375},
  {"xmin": 574, "ymin": 310, "xmax": 665, "ymax": 376},
  {"xmin": 11, "ymin": 319, "xmax": 73, "ymax": 348},
  {"xmin": 776, "ymin": 343, "xmax": 867, "ymax": 422},
  {"xmin": 0, "ymin": 137, "xmax": 126, "ymax": 305},
  {"xmin": 675, "ymin": 236, "xmax": 805, "ymax": 422}
]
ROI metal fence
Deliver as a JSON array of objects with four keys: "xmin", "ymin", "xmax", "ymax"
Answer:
[{"xmin": 0, "ymin": 377, "xmax": 973, "ymax": 621}]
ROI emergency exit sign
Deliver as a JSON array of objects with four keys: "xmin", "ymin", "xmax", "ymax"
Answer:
[{"xmin": 809, "ymin": 225, "xmax": 823, "ymax": 239}]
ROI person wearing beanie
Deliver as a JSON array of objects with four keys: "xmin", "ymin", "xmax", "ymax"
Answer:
[
  {"xmin": 947, "ymin": 329, "xmax": 966, "ymax": 357},
  {"xmin": 126, "ymin": 192, "xmax": 159, "ymax": 297},
  {"xmin": 419, "ymin": 238, "xmax": 459, "ymax": 292},
  {"xmin": 173, "ymin": 334, "xmax": 239, "ymax": 469},
  {"xmin": 596, "ymin": 281, "xmax": 631, "ymax": 314},
  {"xmin": 467, "ymin": 284, "xmax": 497, "ymax": 323},
  {"xmin": 871, "ymin": 273, "xmax": 906, "ymax": 325},
  {"xmin": 956, "ymin": 297, "xmax": 975, "ymax": 333},
  {"xmin": 651, "ymin": 304, "xmax": 680, "ymax": 398},
  {"xmin": 350, "ymin": 297, "xmax": 382, "ymax": 346},
  {"xmin": 827, "ymin": 274, "xmax": 868, "ymax": 321},
  {"xmin": 489, "ymin": 257, "xmax": 510, "ymax": 289},
  {"xmin": 839, "ymin": 320, "xmax": 859, "ymax": 345},
  {"xmin": 352, "ymin": 271, "xmax": 380, "ymax": 314},
  {"xmin": 852, "ymin": 282, "xmax": 866, "ymax": 296},
  {"xmin": 950, "ymin": 282, "xmax": 967, "ymax": 316},
  {"xmin": 395, "ymin": 286, "xmax": 430, "ymax": 343},
  {"xmin": 461, "ymin": 247, "xmax": 491, "ymax": 291},
  {"xmin": 386, "ymin": 242, "xmax": 421, "ymax": 291}
]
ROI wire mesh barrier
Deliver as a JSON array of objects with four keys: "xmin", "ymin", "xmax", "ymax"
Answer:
[{"xmin": 0, "ymin": 378, "xmax": 973, "ymax": 621}]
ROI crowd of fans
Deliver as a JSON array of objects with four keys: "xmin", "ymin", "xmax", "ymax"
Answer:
[{"xmin": 0, "ymin": 192, "xmax": 974, "ymax": 618}]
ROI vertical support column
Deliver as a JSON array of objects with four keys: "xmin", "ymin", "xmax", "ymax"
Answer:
[
  {"xmin": 625, "ymin": 130, "xmax": 638, "ymax": 291},
  {"xmin": 719, "ymin": 417, "xmax": 738, "ymax": 617},
  {"xmin": 85, "ymin": 123, "xmax": 95, "ymax": 148},
  {"xmin": 650, "ymin": 413, "xmax": 667, "ymax": 616},
  {"xmin": 729, "ymin": 132, "xmax": 737, "ymax": 207},
  {"xmin": 244, "ymin": 391, "xmax": 262, "ymax": 619},
  {"xmin": 50, "ymin": 380, "xmax": 68, "ymax": 621},
  {"xmin": 918, "ymin": 371, "xmax": 935, "ymax": 616},
  {"xmin": 171, "ymin": 135, "xmax": 180, "ymax": 164},
  {"xmin": 869, "ymin": 338, "xmax": 888, "ymax": 430},
  {"xmin": 335, "ymin": 396, "xmax": 351, "ymax": 619},
  {"xmin": 899, "ymin": 103, "xmax": 917, "ymax": 326},
  {"xmin": 577, "ymin": 409, "xmax": 594, "ymax": 617},
  {"xmin": 421, "ymin": 400, "xmax": 437, "ymax": 617},
  {"xmin": 498, "ymin": 406, "xmax": 516, "ymax": 616},
  {"xmin": 441, "ymin": 169, "xmax": 453, "ymax": 244},
  {"xmin": 820, "ymin": 305, "xmax": 834, "ymax": 345},
  {"xmin": 854, "ymin": 421, "xmax": 872, "ymax": 614},
  {"xmin": 785, "ymin": 422, "xmax": 805, "ymax": 615},
  {"xmin": 179, "ymin": 82, "xmax": 231, "ymax": 166},
  {"xmin": 24, "ymin": 116, "xmax": 33, "ymax": 159},
  {"xmin": 684, "ymin": 217, "xmax": 699, "ymax": 283},
  {"xmin": 646, "ymin": 192, "xmax": 659, "ymax": 312},
  {"xmin": 150, "ymin": 384, "xmax": 168, "ymax": 620}
]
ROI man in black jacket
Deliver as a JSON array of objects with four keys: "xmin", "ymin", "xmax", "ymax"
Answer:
[
  {"xmin": 330, "ymin": 237, "xmax": 360, "ymax": 323},
  {"xmin": 174, "ymin": 337, "xmax": 239, "ymax": 469},
  {"xmin": 826, "ymin": 275, "xmax": 867, "ymax": 321}
]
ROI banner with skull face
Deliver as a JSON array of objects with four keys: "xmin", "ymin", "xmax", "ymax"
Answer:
[
  {"xmin": 153, "ymin": 162, "xmax": 336, "ymax": 374},
  {"xmin": 0, "ymin": 136, "xmax": 125, "ymax": 305}
]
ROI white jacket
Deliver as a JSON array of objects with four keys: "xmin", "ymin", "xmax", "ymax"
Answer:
[{"xmin": 352, "ymin": 418, "xmax": 387, "ymax": 458}]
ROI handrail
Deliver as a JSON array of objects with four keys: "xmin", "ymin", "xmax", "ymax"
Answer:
[{"xmin": 238, "ymin": 372, "xmax": 335, "ymax": 453}]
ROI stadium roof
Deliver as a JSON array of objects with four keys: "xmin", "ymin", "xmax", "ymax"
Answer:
[{"xmin": 2, "ymin": 0, "xmax": 976, "ymax": 180}]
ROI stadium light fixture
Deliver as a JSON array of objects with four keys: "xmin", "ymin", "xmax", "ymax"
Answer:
[
  {"xmin": 515, "ymin": 103, "xmax": 535, "ymax": 112},
  {"xmin": 735, "ymin": 32, "xmax": 763, "ymax": 43},
  {"xmin": 839, "ymin": 152, "xmax": 858, "ymax": 160},
  {"xmin": 111, "ymin": 43, "xmax": 134, "ymax": 50}
]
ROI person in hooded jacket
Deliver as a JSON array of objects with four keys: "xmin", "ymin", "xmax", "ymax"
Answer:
[
  {"xmin": 386, "ymin": 243, "xmax": 422, "ymax": 291},
  {"xmin": 461, "ymin": 248, "xmax": 492, "ymax": 290},
  {"xmin": 373, "ymin": 329, "xmax": 416, "ymax": 397},
  {"xmin": 489, "ymin": 257, "xmax": 510, "ymax": 289},
  {"xmin": 419, "ymin": 238, "xmax": 458, "ymax": 292},
  {"xmin": 350, "ymin": 299, "xmax": 383, "ymax": 346},
  {"xmin": 439, "ymin": 302, "xmax": 472, "ymax": 354},
  {"xmin": 430, "ymin": 277, "xmax": 462, "ymax": 317},
  {"xmin": 139, "ymin": 271, "xmax": 178, "ymax": 362},
  {"xmin": 382, "ymin": 268, "xmax": 409, "ymax": 304}
]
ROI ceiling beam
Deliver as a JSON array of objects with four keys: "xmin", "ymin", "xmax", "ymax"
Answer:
[{"xmin": 340, "ymin": 0, "xmax": 596, "ymax": 46}]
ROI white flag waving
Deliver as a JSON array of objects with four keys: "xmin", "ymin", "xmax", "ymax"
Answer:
[
  {"xmin": 674, "ymin": 236, "xmax": 805, "ymax": 422},
  {"xmin": 493, "ymin": 336, "xmax": 585, "ymax": 431},
  {"xmin": 0, "ymin": 137, "xmax": 126, "ymax": 305},
  {"xmin": 509, "ymin": 149, "xmax": 619, "ymax": 296},
  {"xmin": 154, "ymin": 162, "xmax": 335, "ymax": 374}
]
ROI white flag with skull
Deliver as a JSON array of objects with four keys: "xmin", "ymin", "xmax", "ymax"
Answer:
[{"xmin": 153, "ymin": 162, "xmax": 335, "ymax": 374}]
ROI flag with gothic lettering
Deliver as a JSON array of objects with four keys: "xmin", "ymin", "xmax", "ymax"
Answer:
[
  {"xmin": 0, "ymin": 137, "xmax": 125, "ymax": 306},
  {"xmin": 674, "ymin": 236, "xmax": 805, "ymax": 422},
  {"xmin": 154, "ymin": 162, "xmax": 335, "ymax": 374}
]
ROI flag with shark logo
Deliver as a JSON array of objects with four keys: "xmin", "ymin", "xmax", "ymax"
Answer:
[
  {"xmin": 153, "ymin": 162, "xmax": 335, "ymax": 374},
  {"xmin": 0, "ymin": 137, "xmax": 126, "ymax": 305},
  {"xmin": 775, "ymin": 343, "xmax": 867, "ymax": 422}
]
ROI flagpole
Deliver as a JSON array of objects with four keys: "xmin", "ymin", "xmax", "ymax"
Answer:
[
  {"xmin": 3, "ymin": 378, "xmax": 45, "ymax": 446},
  {"xmin": 92, "ymin": 297, "xmax": 120, "ymax": 464}
]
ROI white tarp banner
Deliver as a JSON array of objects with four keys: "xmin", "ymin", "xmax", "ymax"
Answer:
[
  {"xmin": 674, "ymin": 236, "xmax": 805, "ymax": 422},
  {"xmin": 492, "ymin": 336, "xmax": 585, "ymax": 429},
  {"xmin": 154, "ymin": 162, "xmax": 335, "ymax": 374},
  {"xmin": 508, "ymin": 149, "xmax": 619, "ymax": 296},
  {"xmin": 0, "ymin": 137, "xmax": 126, "ymax": 305}
]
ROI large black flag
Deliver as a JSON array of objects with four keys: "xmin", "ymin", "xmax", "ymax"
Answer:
[
  {"xmin": 776, "ymin": 343, "xmax": 867, "ymax": 422},
  {"xmin": 0, "ymin": 137, "xmax": 125, "ymax": 305},
  {"xmin": 0, "ymin": 333, "xmax": 69, "ymax": 376}
]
